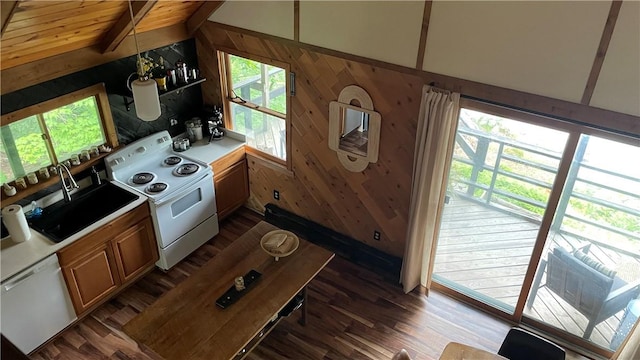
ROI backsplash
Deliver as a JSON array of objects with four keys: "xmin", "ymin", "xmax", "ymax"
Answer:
[{"xmin": 1, "ymin": 39, "xmax": 204, "ymax": 145}]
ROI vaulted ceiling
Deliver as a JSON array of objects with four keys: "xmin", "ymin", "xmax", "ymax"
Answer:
[{"xmin": 0, "ymin": 0, "xmax": 223, "ymax": 71}]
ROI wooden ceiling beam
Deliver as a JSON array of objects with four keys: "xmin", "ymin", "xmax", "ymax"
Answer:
[
  {"xmin": 415, "ymin": 0, "xmax": 432, "ymax": 70},
  {"xmin": 101, "ymin": 0, "xmax": 157, "ymax": 53},
  {"xmin": 1, "ymin": 1, "xmax": 19, "ymax": 37},
  {"xmin": 186, "ymin": 1, "xmax": 225, "ymax": 37},
  {"xmin": 581, "ymin": 0, "xmax": 623, "ymax": 105}
]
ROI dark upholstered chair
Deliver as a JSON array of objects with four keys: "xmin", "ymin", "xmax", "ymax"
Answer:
[
  {"xmin": 527, "ymin": 246, "xmax": 640, "ymax": 339},
  {"xmin": 498, "ymin": 327, "xmax": 565, "ymax": 360}
]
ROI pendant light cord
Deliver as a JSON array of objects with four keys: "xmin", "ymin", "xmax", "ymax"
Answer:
[{"xmin": 128, "ymin": 0, "xmax": 144, "ymax": 78}]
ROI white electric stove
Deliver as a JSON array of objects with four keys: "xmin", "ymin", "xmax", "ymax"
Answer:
[{"xmin": 105, "ymin": 131, "xmax": 219, "ymax": 270}]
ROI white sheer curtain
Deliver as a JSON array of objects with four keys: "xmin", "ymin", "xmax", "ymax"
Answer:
[{"xmin": 400, "ymin": 85, "xmax": 460, "ymax": 294}]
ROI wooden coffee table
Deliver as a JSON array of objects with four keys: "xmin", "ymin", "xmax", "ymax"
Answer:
[{"xmin": 123, "ymin": 221, "xmax": 334, "ymax": 360}]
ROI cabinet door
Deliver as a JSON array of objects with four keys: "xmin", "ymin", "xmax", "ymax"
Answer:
[
  {"xmin": 61, "ymin": 243, "xmax": 119, "ymax": 315},
  {"xmin": 112, "ymin": 217, "xmax": 158, "ymax": 283},
  {"xmin": 214, "ymin": 159, "xmax": 249, "ymax": 220}
]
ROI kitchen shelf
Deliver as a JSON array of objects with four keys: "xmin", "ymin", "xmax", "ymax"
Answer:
[
  {"xmin": 160, "ymin": 77, "xmax": 206, "ymax": 98},
  {"xmin": 123, "ymin": 78, "xmax": 206, "ymax": 111},
  {"xmin": 1, "ymin": 151, "xmax": 117, "ymax": 207}
]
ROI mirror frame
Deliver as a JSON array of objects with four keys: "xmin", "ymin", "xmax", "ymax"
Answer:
[{"xmin": 328, "ymin": 85, "xmax": 381, "ymax": 172}]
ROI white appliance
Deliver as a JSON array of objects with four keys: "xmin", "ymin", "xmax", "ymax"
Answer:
[
  {"xmin": 105, "ymin": 131, "xmax": 219, "ymax": 270},
  {"xmin": 1, "ymin": 254, "xmax": 77, "ymax": 354}
]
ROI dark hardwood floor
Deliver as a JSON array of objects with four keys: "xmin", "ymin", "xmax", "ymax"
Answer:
[{"xmin": 29, "ymin": 208, "xmax": 586, "ymax": 360}]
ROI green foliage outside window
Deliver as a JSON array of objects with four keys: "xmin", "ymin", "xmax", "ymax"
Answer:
[
  {"xmin": 45, "ymin": 97, "xmax": 105, "ymax": 161},
  {"xmin": 226, "ymin": 53, "xmax": 287, "ymax": 161},
  {"xmin": 0, "ymin": 96, "xmax": 106, "ymax": 183},
  {"xmin": 449, "ymin": 115, "xmax": 639, "ymax": 240}
]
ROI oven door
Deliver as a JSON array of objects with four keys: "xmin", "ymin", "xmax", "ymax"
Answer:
[{"xmin": 150, "ymin": 171, "xmax": 216, "ymax": 249}]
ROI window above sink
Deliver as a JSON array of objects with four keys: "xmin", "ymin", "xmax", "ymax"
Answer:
[{"xmin": 0, "ymin": 83, "xmax": 119, "ymax": 206}]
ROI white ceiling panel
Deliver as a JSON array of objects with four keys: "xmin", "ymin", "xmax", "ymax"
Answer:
[
  {"xmin": 590, "ymin": 1, "xmax": 640, "ymax": 116},
  {"xmin": 423, "ymin": 1, "xmax": 610, "ymax": 103},
  {"xmin": 300, "ymin": 1, "xmax": 424, "ymax": 68},
  {"xmin": 208, "ymin": 1, "xmax": 294, "ymax": 40}
]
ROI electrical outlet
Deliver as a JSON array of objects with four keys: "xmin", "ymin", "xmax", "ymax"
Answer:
[
  {"xmin": 373, "ymin": 230, "xmax": 381, "ymax": 241},
  {"xmin": 273, "ymin": 190, "xmax": 280, "ymax": 200}
]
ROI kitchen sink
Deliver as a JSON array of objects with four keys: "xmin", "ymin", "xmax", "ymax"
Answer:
[{"xmin": 28, "ymin": 182, "xmax": 140, "ymax": 243}]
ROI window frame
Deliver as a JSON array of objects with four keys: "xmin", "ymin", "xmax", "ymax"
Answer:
[
  {"xmin": 217, "ymin": 48, "xmax": 292, "ymax": 170},
  {"xmin": 1, "ymin": 83, "xmax": 119, "ymax": 204}
]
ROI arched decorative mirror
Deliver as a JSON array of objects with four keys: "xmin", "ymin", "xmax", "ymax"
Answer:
[{"xmin": 328, "ymin": 85, "xmax": 381, "ymax": 172}]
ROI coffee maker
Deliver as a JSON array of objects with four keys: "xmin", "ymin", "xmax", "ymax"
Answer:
[{"xmin": 204, "ymin": 105, "xmax": 224, "ymax": 142}]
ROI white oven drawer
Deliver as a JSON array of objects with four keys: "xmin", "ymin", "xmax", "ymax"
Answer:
[{"xmin": 150, "ymin": 172, "xmax": 216, "ymax": 249}]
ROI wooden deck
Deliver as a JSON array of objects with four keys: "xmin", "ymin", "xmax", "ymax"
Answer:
[{"xmin": 433, "ymin": 198, "xmax": 640, "ymax": 350}]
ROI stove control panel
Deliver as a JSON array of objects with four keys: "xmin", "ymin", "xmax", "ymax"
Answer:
[{"xmin": 109, "ymin": 156, "xmax": 126, "ymax": 166}]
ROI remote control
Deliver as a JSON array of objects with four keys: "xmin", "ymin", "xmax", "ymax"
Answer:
[{"xmin": 215, "ymin": 269, "xmax": 262, "ymax": 309}]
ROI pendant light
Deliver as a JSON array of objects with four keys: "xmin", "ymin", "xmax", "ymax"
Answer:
[{"xmin": 128, "ymin": 0, "xmax": 160, "ymax": 121}]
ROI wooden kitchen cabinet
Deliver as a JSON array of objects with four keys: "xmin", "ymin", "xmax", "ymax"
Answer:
[
  {"xmin": 57, "ymin": 203, "xmax": 157, "ymax": 315},
  {"xmin": 211, "ymin": 147, "xmax": 249, "ymax": 220},
  {"xmin": 112, "ymin": 219, "xmax": 156, "ymax": 283},
  {"xmin": 61, "ymin": 242, "xmax": 119, "ymax": 315}
]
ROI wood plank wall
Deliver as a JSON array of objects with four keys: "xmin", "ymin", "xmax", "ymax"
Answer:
[{"xmin": 197, "ymin": 24, "xmax": 424, "ymax": 257}]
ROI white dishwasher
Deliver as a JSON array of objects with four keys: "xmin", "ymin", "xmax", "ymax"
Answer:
[{"xmin": 1, "ymin": 253, "xmax": 77, "ymax": 354}]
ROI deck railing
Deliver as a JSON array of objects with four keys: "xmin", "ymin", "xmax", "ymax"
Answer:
[
  {"xmin": 231, "ymin": 68, "xmax": 286, "ymax": 158},
  {"xmin": 450, "ymin": 125, "xmax": 640, "ymax": 243}
]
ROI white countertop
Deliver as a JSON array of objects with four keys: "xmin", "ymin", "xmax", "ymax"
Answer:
[
  {"xmin": 1, "ymin": 181, "xmax": 147, "ymax": 283},
  {"xmin": 181, "ymin": 130, "xmax": 246, "ymax": 165},
  {"xmin": 1, "ymin": 132, "xmax": 246, "ymax": 283}
]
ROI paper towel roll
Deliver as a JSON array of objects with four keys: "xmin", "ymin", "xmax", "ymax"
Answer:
[{"xmin": 2, "ymin": 205, "xmax": 31, "ymax": 242}]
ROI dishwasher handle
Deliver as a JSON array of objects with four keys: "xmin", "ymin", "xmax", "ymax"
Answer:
[{"xmin": 2, "ymin": 255, "xmax": 59, "ymax": 292}]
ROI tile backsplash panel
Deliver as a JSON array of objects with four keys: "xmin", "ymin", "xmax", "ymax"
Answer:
[{"xmin": 1, "ymin": 39, "xmax": 203, "ymax": 145}]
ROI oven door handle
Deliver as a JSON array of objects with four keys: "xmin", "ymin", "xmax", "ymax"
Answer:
[{"xmin": 153, "ymin": 171, "xmax": 213, "ymax": 207}]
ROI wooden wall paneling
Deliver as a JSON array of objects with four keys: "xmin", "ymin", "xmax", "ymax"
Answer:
[
  {"xmin": 197, "ymin": 21, "xmax": 638, "ymax": 257},
  {"xmin": 1, "ymin": 24, "xmax": 190, "ymax": 95},
  {"xmin": 195, "ymin": 35, "xmax": 222, "ymax": 106},
  {"xmin": 580, "ymin": 0, "xmax": 622, "ymax": 105},
  {"xmin": 198, "ymin": 23, "xmax": 421, "ymax": 257},
  {"xmin": 101, "ymin": 0, "xmax": 158, "ymax": 53}
]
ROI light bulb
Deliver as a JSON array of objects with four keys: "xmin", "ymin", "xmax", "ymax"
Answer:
[{"xmin": 132, "ymin": 78, "xmax": 161, "ymax": 121}]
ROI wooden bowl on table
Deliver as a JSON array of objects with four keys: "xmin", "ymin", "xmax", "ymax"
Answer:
[{"xmin": 260, "ymin": 230, "xmax": 299, "ymax": 261}]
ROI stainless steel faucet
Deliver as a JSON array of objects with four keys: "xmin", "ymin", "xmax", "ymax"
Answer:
[{"xmin": 56, "ymin": 163, "xmax": 79, "ymax": 202}]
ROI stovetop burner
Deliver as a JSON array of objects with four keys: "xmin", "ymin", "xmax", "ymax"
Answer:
[
  {"xmin": 147, "ymin": 182, "xmax": 169, "ymax": 194},
  {"xmin": 132, "ymin": 172, "xmax": 155, "ymax": 185},
  {"xmin": 164, "ymin": 156, "xmax": 182, "ymax": 166},
  {"xmin": 174, "ymin": 163, "xmax": 200, "ymax": 176}
]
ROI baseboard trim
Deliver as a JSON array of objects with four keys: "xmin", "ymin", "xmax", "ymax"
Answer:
[{"xmin": 264, "ymin": 203, "xmax": 402, "ymax": 283}]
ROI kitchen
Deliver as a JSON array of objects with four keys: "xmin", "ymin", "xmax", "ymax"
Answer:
[
  {"xmin": 1, "ymin": 1, "xmax": 639, "ymax": 359},
  {"xmin": 0, "ymin": 80, "xmax": 249, "ymax": 354},
  {"xmin": 0, "ymin": 26, "xmax": 251, "ymax": 353}
]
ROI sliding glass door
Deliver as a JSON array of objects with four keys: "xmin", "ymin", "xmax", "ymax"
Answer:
[
  {"xmin": 524, "ymin": 134, "xmax": 640, "ymax": 351},
  {"xmin": 432, "ymin": 106, "xmax": 569, "ymax": 313},
  {"xmin": 431, "ymin": 99, "xmax": 640, "ymax": 356}
]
